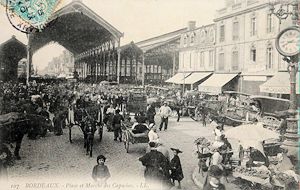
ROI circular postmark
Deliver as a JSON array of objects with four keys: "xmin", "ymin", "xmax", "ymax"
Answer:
[{"xmin": 4, "ymin": 0, "xmax": 60, "ymax": 34}]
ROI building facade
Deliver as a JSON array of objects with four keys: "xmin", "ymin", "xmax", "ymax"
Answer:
[
  {"xmin": 175, "ymin": 21, "xmax": 216, "ymax": 90},
  {"xmin": 44, "ymin": 50, "xmax": 74, "ymax": 77},
  {"xmin": 214, "ymin": 0, "xmax": 293, "ymax": 95},
  {"xmin": 179, "ymin": 22, "xmax": 216, "ymax": 73}
]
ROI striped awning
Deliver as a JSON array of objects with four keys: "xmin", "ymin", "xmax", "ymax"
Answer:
[
  {"xmin": 165, "ymin": 72, "xmax": 191, "ymax": 84},
  {"xmin": 198, "ymin": 73, "xmax": 238, "ymax": 94},
  {"xmin": 260, "ymin": 72, "xmax": 299, "ymax": 94},
  {"xmin": 183, "ymin": 72, "xmax": 212, "ymax": 85}
]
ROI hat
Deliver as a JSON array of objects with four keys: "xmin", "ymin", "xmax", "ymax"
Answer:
[
  {"xmin": 170, "ymin": 148, "xmax": 183, "ymax": 153},
  {"xmin": 97, "ymin": 155, "xmax": 106, "ymax": 163}
]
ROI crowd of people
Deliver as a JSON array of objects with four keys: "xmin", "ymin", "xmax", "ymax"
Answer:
[
  {"xmin": 2, "ymin": 80, "xmax": 293, "ymax": 190},
  {"xmin": 0, "ymin": 80, "xmax": 186, "ymax": 187}
]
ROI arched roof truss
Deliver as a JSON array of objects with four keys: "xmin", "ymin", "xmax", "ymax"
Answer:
[{"xmin": 30, "ymin": 0, "xmax": 123, "ymax": 55}]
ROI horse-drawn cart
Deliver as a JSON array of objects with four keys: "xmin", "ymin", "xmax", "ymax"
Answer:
[
  {"xmin": 122, "ymin": 124, "xmax": 149, "ymax": 153},
  {"xmin": 71, "ymin": 104, "xmax": 103, "ymax": 157},
  {"xmin": 250, "ymin": 96, "xmax": 290, "ymax": 130}
]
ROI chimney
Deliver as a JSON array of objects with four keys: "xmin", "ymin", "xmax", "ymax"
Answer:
[{"xmin": 187, "ymin": 21, "xmax": 196, "ymax": 31}]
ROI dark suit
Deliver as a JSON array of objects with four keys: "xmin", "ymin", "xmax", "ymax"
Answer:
[{"xmin": 139, "ymin": 150, "xmax": 171, "ymax": 186}]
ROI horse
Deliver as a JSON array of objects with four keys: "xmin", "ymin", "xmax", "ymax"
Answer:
[
  {"xmin": 82, "ymin": 117, "xmax": 97, "ymax": 157},
  {"xmin": 70, "ymin": 107, "xmax": 102, "ymax": 157},
  {"xmin": 0, "ymin": 112, "xmax": 53, "ymax": 160}
]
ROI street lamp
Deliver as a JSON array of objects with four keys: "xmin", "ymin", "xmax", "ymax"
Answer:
[
  {"xmin": 268, "ymin": 0, "xmax": 299, "ymax": 24},
  {"xmin": 270, "ymin": 0, "xmax": 299, "ymax": 164}
]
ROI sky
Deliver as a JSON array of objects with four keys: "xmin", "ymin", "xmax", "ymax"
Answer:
[{"xmin": 0, "ymin": 0, "xmax": 225, "ymax": 72}]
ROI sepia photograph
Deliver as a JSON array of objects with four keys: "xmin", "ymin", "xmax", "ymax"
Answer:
[{"xmin": 0, "ymin": 0, "xmax": 299, "ymax": 189}]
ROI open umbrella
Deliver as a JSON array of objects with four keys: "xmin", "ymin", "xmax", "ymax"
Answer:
[
  {"xmin": 225, "ymin": 123, "xmax": 280, "ymax": 157},
  {"xmin": 225, "ymin": 123, "xmax": 280, "ymax": 143}
]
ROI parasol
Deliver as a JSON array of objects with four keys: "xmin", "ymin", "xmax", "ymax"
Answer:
[{"xmin": 225, "ymin": 123, "xmax": 280, "ymax": 150}]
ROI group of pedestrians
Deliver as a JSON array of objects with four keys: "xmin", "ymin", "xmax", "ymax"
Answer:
[
  {"xmin": 139, "ymin": 141, "xmax": 184, "ymax": 190},
  {"xmin": 0, "ymin": 81, "xmax": 187, "ymax": 189},
  {"xmin": 91, "ymin": 99, "xmax": 184, "ymax": 189}
]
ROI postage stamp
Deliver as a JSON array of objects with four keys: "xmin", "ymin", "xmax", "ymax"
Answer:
[{"xmin": 1, "ymin": 0, "xmax": 60, "ymax": 33}]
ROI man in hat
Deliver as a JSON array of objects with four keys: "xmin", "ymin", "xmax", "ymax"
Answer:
[
  {"xmin": 146, "ymin": 103, "xmax": 156, "ymax": 124},
  {"xmin": 112, "ymin": 109, "xmax": 124, "ymax": 142},
  {"xmin": 158, "ymin": 102, "xmax": 172, "ymax": 131},
  {"xmin": 139, "ymin": 142, "xmax": 170, "ymax": 187},
  {"xmin": 170, "ymin": 148, "xmax": 184, "ymax": 189},
  {"xmin": 92, "ymin": 155, "xmax": 111, "ymax": 183}
]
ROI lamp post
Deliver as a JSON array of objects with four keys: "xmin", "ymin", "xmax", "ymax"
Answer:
[
  {"xmin": 270, "ymin": 0, "xmax": 299, "ymax": 165},
  {"xmin": 268, "ymin": 0, "xmax": 299, "ymax": 25}
]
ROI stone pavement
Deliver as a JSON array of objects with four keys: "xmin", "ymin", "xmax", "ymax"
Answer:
[
  {"xmin": 157, "ymin": 116, "xmax": 240, "ymax": 190},
  {"xmin": 6, "ymin": 115, "xmax": 233, "ymax": 190},
  {"xmin": 156, "ymin": 116, "xmax": 214, "ymax": 190}
]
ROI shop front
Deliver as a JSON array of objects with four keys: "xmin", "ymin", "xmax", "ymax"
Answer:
[{"xmin": 198, "ymin": 73, "xmax": 240, "ymax": 94}]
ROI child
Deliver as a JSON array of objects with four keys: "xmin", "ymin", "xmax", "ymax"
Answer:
[
  {"xmin": 170, "ymin": 148, "xmax": 184, "ymax": 189},
  {"xmin": 92, "ymin": 155, "xmax": 111, "ymax": 183}
]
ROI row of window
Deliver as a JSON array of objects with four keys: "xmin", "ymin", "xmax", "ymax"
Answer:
[
  {"xmin": 181, "ymin": 50, "xmax": 214, "ymax": 69},
  {"xmin": 218, "ymin": 46, "xmax": 274, "ymax": 71},
  {"xmin": 182, "ymin": 29, "xmax": 215, "ymax": 45},
  {"xmin": 145, "ymin": 65, "xmax": 162, "ymax": 73},
  {"xmin": 219, "ymin": 14, "xmax": 274, "ymax": 42}
]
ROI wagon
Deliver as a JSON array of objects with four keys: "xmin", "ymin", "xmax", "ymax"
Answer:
[
  {"xmin": 127, "ymin": 92, "xmax": 147, "ymax": 114},
  {"xmin": 73, "ymin": 105, "xmax": 103, "ymax": 142},
  {"xmin": 250, "ymin": 95, "xmax": 290, "ymax": 130},
  {"xmin": 122, "ymin": 123, "xmax": 149, "ymax": 153}
]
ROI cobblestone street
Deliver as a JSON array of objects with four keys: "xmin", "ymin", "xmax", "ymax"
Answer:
[{"xmin": 6, "ymin": 115, "xmax": 214, "ymax": 190}]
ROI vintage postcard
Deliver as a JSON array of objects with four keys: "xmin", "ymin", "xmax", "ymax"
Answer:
[{"xmin": 0, "ymin": 0, "xmax": 299, "ymax": 190}]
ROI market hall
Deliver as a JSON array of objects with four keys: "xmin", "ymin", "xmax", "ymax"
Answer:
[{"xmin": 26, "ymin": 0, "xmax": 123, "ymax": 84}]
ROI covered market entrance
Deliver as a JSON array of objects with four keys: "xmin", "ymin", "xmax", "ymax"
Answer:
[{"xmin": 27, "ymin": 0, "xmax": 123, "ymax": 84}]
